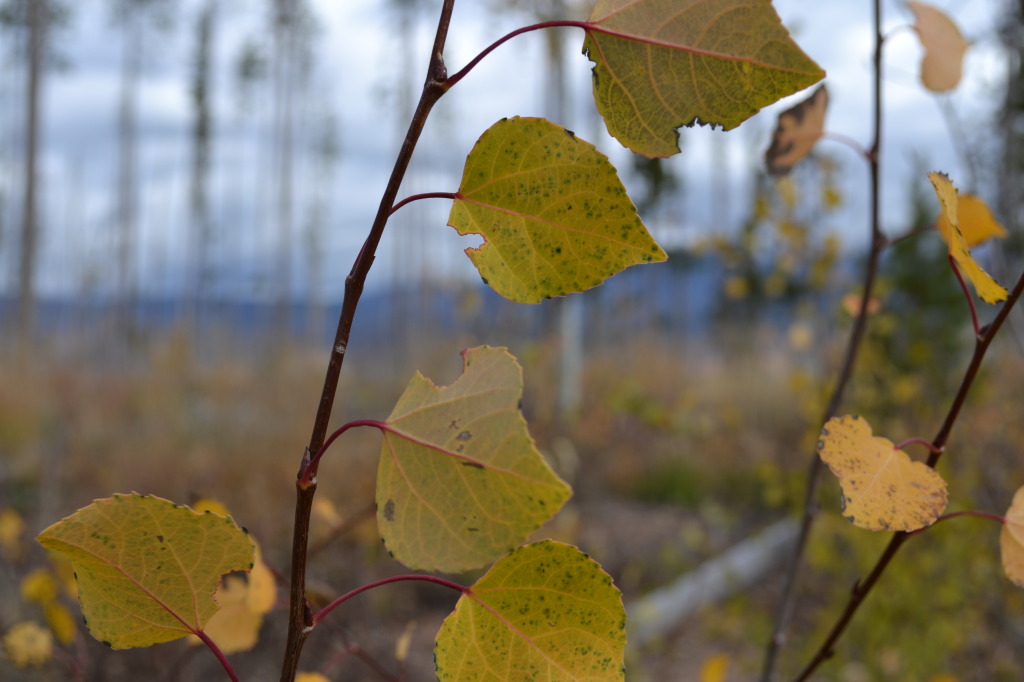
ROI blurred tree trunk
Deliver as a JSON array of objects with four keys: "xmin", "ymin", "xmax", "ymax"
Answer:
[
  {"xmin": 18, "ymin": 0, "xmax": 45, "ymax": 346},
  {"xmin": 115, "ymin": 5, "xmax": 142, "ymax": 341},
  {"xmin": 1000, "ymin": 0, "xmax": 1024, "ymax": 239},
  {"xmin": 187, "ymin": 0, "xmax": 216, "ymax": 339},
  {"xmin": 270, "ymin": 0, "xmax": 297, "ymax": 341}
]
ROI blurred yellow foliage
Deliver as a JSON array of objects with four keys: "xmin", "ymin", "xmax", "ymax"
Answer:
[
  {"xmin": 3, "ymin": 621, "xmax": 53, "ymax": 668},
  {"xmin": 0, "ymin": 507, "xmax": 25, "ymax": 559},
  {"xmin": 20, "ymin": 568, "xmax": 59, "ymax": 605},
  {"xmin": 44, "ymin": 603, "xmax": 77, "ymax": 646},
  {"xmin": 700, "ymin": 653, "xmax": 730, "ymax": 682}
]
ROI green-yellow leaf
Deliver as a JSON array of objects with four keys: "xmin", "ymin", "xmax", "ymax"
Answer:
[
  {"xmin": 1001, "ymin": 485, "xmax": 1024, "ymax": 587},
  {"xmin": 583, "ymin": 0, "xmax": 825, "ymax": 157},
  {"xmin": 935, "ymin": 193, "xmax": 1008, "ymax": 248},
  {"xmin": 765, "ymin": 85, "xmax": 828, "ymax": 175},
  {"xmin": 908, "ymin": 2, "xmax": 968, "ymax": 92},
  {"xmin": 928, "ymin": 172, "xmax": 1008, "ymax": 304},
  {"xmin": 37, "ymin": 494, "xmax": 255, "ymax": 649},
  {"xmin": 377, "ymin": 347, "xmax": 571, "ymax": 573},
  {"xmin": 818, "ymin": 415, "xmax": 948, "ymax": 532},
  {"xmin": 435, "ymin": 540, "xmax": 626, "ymax": 682},
  {"xmin": 450, "ymin": 117, "xmax": 666, "ymax": 304}
]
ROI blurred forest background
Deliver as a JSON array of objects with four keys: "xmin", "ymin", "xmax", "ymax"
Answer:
[{"xmin": 4, "ymin": 0, "xmax": 1024, "ymax": 680}]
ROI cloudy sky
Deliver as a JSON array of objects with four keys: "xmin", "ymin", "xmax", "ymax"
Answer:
[{"xmin": 0, "ymin": 0, "xmax": 1009, "ymax": 301}]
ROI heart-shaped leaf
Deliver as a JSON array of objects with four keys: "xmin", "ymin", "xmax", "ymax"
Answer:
[
  {"xmin": 928, "ymin": 172, "xmax": 1008, "ymax": 304},
  {"xmin": 450, "ymin": 117, "xmax": 666, "ymax": 304},
  {"xmin": 435, "ymin": 540, "xmax": 625, "ymax": 682},
  {"xmin": 377, "ymin": 347, "xmax": 571, "ymax": 572},
  {"xmin": 818, "ymin": 415, "xmax": 948, "ymax": 532},
  {"xmin": 583, "ymin": 0, "xmax": 825, "ymax": 157},
  {"xmin": 908, "ymin": 2, "xmax": 968, "ymax": 92},
  {"xmin": 37, "ymin": 494, "xmax": 254, "ymax": 649}
]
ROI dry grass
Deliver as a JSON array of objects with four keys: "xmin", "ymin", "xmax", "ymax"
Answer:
[{"xmin": 2, "ymin": 324, "xmax": 1023, "ymax": 680}]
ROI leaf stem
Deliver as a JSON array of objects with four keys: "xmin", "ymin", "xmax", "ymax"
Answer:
[
  {"xmin": 893, "ymin": 437, "xmax": 942, "ymax": 454},
  {"xmin": 389, "ymin": 191, "xmax": 457, "ymax": 216},
  {"xmin": 299, "ymin": 419, "xmax": 386, "ymax": 484},
  {"xmin": 194, "ymin": 629, "xmax": 239, "ymax": 682},
  {"xmin": 314, "ymin": 574, "xmax": 466, "ymax": 626},
  {"xmin": 279, "ymin": 2, "xmax": 455, "ymax": 680},
  {"xmin": 760, "ymin": 3, "xmax": 888, "ymax": 679},
  {"xmin": 444, "ymin": 21, "xmax": 588, "ymax": 89},
  {"xmin": 948, "ymin": 254, "xmax": 981, "ymax": 336},
  {"xmin": 908, "ymin": 509, "xmax": 1007, "ymax": 536},
  {"xmin": 820, "ymin": 131, "xmax": 871, "ymax": 160}
]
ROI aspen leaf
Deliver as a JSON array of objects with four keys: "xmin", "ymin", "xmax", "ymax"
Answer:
[
  {"xmin": 450, "ymin": 117, "xmax": 666, "ymax": 304},
  {"xmin": 377, "ymin": 347, "xmax": 571, "ymax": 573},
  {"xmin": 1000, "ymin": 485, "xmax": 1024, "ymax": 587},
  {"xmin": 908, "ymin": 2, "xmax": 968, "ymax": 92},
  {"xmin": 583, "ymin": 0, "xmax": 825, "ymax": 157},
  {"xmin": 818, "ymin": 415, "xmax": 948, "ymax": 531},
  {"xmin": 936, "ymin": 194, "xmax": 1008, "ymax": 248},
  {"xmin": 36, "ymin": 493, "xmax": 255, "ymax": 649},
  {"xmin": 435, "ymin": 541, "xmax": 625, "ymax": 682},
  {"xmin": 765, "ymin": 85, "xmax": 828, "ymax": 175},
  {"xmin": 928, "ymin": 172, "xmax": 1008, "ymax": 304}
]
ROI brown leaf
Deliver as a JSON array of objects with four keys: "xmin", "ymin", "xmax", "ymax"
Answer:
[
  {"xmin": 908, "ymin": 2, "xmax": 969, "ymax": 92},
  {"xmin": 765, "ymin": 85, "xmax": 829, "ymax": 175},
  {"xmin": 1001, "ymin": 486, "xmax": 1024, "ymax": 587}
]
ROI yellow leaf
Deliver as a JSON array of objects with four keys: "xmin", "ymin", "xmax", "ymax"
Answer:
[
  {"xmin": 395, "ymin": 621, "xmax": 416, "ymax": 663},
  {"xmin": 1000, "ymin": 485, "xmax": 1024, "ymax": 587},
  {"xmin": 583, "ymin": 0, "xmax": 825, "ymax": 157},
  {"xmin": 37, "ymin": 493, "xmax": 255, "ymax": 649},
  {"xmin": 700, "ymin": 653, "xmax": 730, "ymax": 682},
  {"xmin": 0, "ymin": 507, "xmax": 25, "ymax": 558},
  {"xmin": 20, "ymin": 568, "xmax": 59, "ymax": 605},
  {"xmin": 928, "ymin": 172, "xmax": 1008, "ymax": 304},
  {"xmin": 192, "ymin": 497, "xmax": 231, "ymax": 517},
  {"xmin": 908, "ymin": 2, "xmax": 969, "ymax": 92},
  {"xmin": 295, "ymin": 674, "xmax": 331, "ymax": 682},
  {"xmin": 3, "ymin": 621, "xmax": 53, "ymax": 668},
  {"xmin": 765, "ymin": 85, "xmax": 829, "ymax": 175},
  {"xmin": 450, "ymin": 117, "xmax": 666, "ymax": 304},
  {"xmin": 45, "ymin": 602, "xmax": 78, "ymax": 645},
  {"xmin": 818, "ymin": 415, "xmax": 948, "ymax": 531},
  {"xmin": 378, "ymin": 347, "xmax": 571, "ymax": 572},
  {"xmin": 936, "ymin": 194, "xmax": 1008, "ymax": 247},
  {"xmin": 435, "ymin": 541, "xmax": 625, "ymax": 682},
  {"xmin": 199, "ymin": 575, "xmax": 262, "ymax": 654}
]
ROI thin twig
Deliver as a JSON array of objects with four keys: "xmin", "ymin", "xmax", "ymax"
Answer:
[{"xmin": 760, "ymin": 3, "xmax": 888, "ymax": 679}]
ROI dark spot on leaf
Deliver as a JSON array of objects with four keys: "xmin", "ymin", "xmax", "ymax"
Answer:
[
  {"xmin": 456, "ymin": 431, "xmax": 472, "ymax": 442},
  {"xmin": 383, "ymin": 499, "xmax": 396, "ymax": 522},
  {"xmin": 156, "ymin": 535, "xmax": 164, "ymax": 542},
  {"xmin": 242, "ymin": 526, "xmax": 249, "ymax": 534},
  {"xmin": 461, "ymin": 461, "xmax": 485, "ymax": 469},
  {"xmin": 103, "ymin": 641, "xmax": 112, "ymax": 648},
  {"xmin": 468, "ymin": 527, "xmax": 479, "ymax": 532}
]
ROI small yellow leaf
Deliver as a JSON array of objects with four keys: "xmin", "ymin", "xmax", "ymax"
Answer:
[
  {"xmin": 395, "ymin": 621, "xmax": 416, "ymax": 662},
  {"xmin": 908, "ymin": 2, "xmax": 969, "ymax": 92},
  {"xmin": 936, "ymin": 194, "xmax": 1008, "ymax": 247},
  {"xmin": 765, "ymin": 85, "xmax": 829, "ymax": 175},
  {"xmin": 295, "ymin": 674, "xmax": 331, "ymax": 682},
  {"xmin": 20, "ymin": 568, "xmax": 59, "ymax": 605},
  {"xmin": 3, "ymin": 621, "xmax": 53, "ymax": 668},
  {"xmin": 818, "ymin": 415, "xmax": 948, "ymax": 531},
  {"xmin": 700, "ymin": 653, "xmax": 730, "ymax": 682},
  {"xmin": 0, "ymin": 507, "xmax": 25, "ymax": 558},
  {"xmin": 928, "ymin": 172, "xmax": 1008, "ymax": 304},
  {"xmin": 1000, "ymin": 486, "xmax": 1024, "ymax": 587},
  {"xmin": 200, "ymin": 575, "xmax": 262, "ymax": 654},
  {"xmin": 44, "ymin": 602, "xmax": 78, "ymax": 645},
  {"xmin": 192, "ymin": 498, "xmax": 231, "ymax": 517}
]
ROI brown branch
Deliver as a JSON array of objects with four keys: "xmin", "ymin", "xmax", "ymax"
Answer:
[
  {"xmin": 278, "ymin": 2, "xmax": 455, "ymax": 680},
  {"xmin": 760, "ymin": 2, "xmax": 888, "ymax": 678}
]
